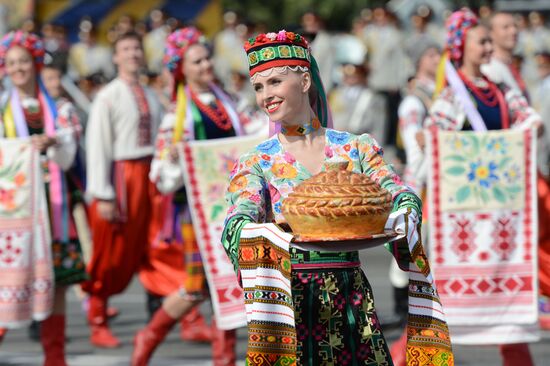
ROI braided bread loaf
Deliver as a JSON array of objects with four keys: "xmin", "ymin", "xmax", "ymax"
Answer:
[{"xmin": 282, "ymin": 162, "xmax": 392, "ymax": 239}]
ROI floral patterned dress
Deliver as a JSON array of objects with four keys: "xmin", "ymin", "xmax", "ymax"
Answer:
[{"xmin": 224, "ymin": 129, "xmax": 420, "ymax": 366}]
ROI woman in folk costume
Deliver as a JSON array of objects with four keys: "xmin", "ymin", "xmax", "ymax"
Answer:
[
  {"xmin": 132, "ymin": 27, "xmax": 243, "ymax": 366},
  {"xmin": 222, "ymin": 30, "xmax": 453, "ymax": 365},
  {"xmin": 425, "ymin": 8, "xmax": 542, "ymax": 366},
  {"xmin": 0, "ymin": 31, "xmax": 86, "ymax": 365}
]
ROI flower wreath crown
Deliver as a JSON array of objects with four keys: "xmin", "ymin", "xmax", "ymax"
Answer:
[{"xmin": 0, "ymin": 31, "xmax": 45, "ymax": 72}]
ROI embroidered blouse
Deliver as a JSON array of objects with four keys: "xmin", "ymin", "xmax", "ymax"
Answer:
[{"xmin": 223, "ymin": 129, "xmax": 420, "ymax": 270}]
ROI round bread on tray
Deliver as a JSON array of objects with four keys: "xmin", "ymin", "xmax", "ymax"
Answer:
[{"xmin": 281, "ymin": 161, "xmax": 392, "ymax": 240}]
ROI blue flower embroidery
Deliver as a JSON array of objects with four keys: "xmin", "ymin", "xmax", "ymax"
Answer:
[
  {"xmin": 274, "ymin": 201, "xmax": 282, "ymax": 214},
  {"xmin": 350, "ymin": 148, "xmax": 359, "ymax": 159},
  {"xmin": 504, "ymin": 164, "xmax": 521, "ymax": 183},
  {"xmin": 257, "ymin": 139, "xmax": 281, "ymax": 154},
  {"xmin": 487, "ymin": 137, "xmax": 508, "ymax": 154},
  {"xmin": 259, "ymin": 159, "xmax": 272, "ymax": 169},
  {"xmin": 467, "ymin": 160, "xmax": 499, "ymax": 188},
  {"xmin": 327, "ymin": 130, "xmax": 350, "ymax": 145}
]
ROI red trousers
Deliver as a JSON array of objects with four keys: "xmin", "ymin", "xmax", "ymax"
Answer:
[
  {"xmin": 82, "ymin": 159, "xmax": 155, "ymax": 298},
  {"xmin": 139, "ymin": 191, "xmax": 186, "ymax": 296}
]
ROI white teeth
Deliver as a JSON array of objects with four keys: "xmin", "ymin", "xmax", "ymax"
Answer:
[{"xmin": 267, "ymin": 102, "xmax": 281, "ymax": 111}]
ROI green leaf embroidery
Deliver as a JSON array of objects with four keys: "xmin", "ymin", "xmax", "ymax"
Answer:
[
  {"xmin": 210, "ymin": 204, "xmax": 224, "ymax": 221},
  {"xmin": 456, "ymin": 186, "xmax": 471, "ymax": 203},
  {"xmin": 470, "ymin": 135, "xmax": 480, "ymax": 155},
  {"xmin": 444, "ymin": 155, "xmax": 466, "ymax": 162},
  {"xmin": 480, "ymin": 189, "xmax": 490, "ymax": 203},
  {"xmin": 498, "ymin": 157, "xmax": 512, "ymax": 169},
  {"xmin": 445, "ymin": 166, "xmax": 466, "ymax": 176},
  {"xmin": 492, "ymin": 186, "xmax": 506, "ymax": 203},
  {"xmin": 480, "ymin": 135, "xmax": 488, "ymax": 150}
]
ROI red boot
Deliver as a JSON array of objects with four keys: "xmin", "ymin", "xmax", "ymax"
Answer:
[
  {"xmin": 132, "ymin": 307, "xmax": 177, "ymax": 366},
  {"xmin": 211, "ymin": 317, "xmax": 237, "ymax": 366},
  {"xmin": 88, "ymin": 296, "xmax": 121, "ymax": 348},
  {"xmin": 0, "ymin": 328, "xmax": 7, "ymax": 344},
  {"xmin": 389, "ymin": 328, "xmax": 407, "ymax": 366},
  {"xmin": 500, "ymin": 343, "xmax": 534, "ymax": 366},
  {"xmin": 40, "ymin": 314, "xmax": 67, "ymax": 366},
  {"xmin": 180, "ymin": 307, "xmax": 213, "ymax": 343}
]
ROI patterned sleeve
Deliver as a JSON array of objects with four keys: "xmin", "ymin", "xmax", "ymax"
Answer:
[
  {"xmin": 222, "ymin": 149, "xmax": 269, "ymax": 273},
  {"xmin": 424, "ymin": 87, "xmax": 465, "ymax": 131},
  {"xmin": 357, "ymin": 133, "xmax": 411, "ymax": 200},
  {"xmin": 47, "ymin": 99, "xmax": 79, "ymax": 171},
  {"xmin": 357, "ymin": 133, "xmax": 422, "ymax": 261},
  {"xmin": 225, "ymin": 150, "xmax": 268, "ymax": 224},
  {"xmin": 149, "ymin": 112, "xmax": 184, "ymax": 193},
  {"xmin": 505, "ymin": 88, "xmax": 542, "ymax": 129}
]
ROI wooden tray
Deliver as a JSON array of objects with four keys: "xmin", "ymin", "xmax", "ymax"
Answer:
[{"xmin": 290, "ymin": 230, "xmax": 398, "ymax": 252}]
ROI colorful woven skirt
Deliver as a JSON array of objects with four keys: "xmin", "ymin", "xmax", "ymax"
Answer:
[{"xmin": 291, "ymin": 248, "xmax": 393, "ymax": 366}]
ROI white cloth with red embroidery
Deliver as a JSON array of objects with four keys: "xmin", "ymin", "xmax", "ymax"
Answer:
[
  {"xmin": 0, "ymin": 139, "xmax": 54, "ymax": 328},
  {"xmin": 426, "ymin": 128, "xmax": 539, "ymax": 344},
  {"xmin": 179, "ymin": 134, "xmax": 265, "ymax": 330}
]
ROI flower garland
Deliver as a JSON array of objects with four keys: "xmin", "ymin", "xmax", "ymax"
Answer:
[{"xmin": 244, "ymin": 29, "xmax": 308, "ymax": 50}]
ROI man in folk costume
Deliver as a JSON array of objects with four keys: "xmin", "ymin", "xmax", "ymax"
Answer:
[
  {"xmin": 483, "ymin": 10, "xmax": 550, "ymax": 332},
  {"xmin": 425, "ymin": 9, "xmax": 542, "ymax": 365},
  {"xmin": 83, "ymin": 31, "xmax": 163, "ymax": 348},
  {"xmin": 389, "ymin": 36, "xmax": 442, "ymax": 364},
  {"xmin": 133, "ymin": 27, "xmax": 243, "ymax": 366},
  {"xmin": 0, "ymin": 31, "xmax": 87, "ymax": 365},
  {"xmin": 482, "ymin": 11, "xmax": 530, "ymax": 99}
]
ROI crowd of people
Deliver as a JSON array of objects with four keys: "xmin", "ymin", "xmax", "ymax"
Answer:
[{"xmin": 0, "ymin": 3, "xmax": 549, "ymax": 366}]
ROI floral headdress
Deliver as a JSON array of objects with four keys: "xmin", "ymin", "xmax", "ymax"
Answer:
[
  {"xmin": 244, "ymin": 30, "xmax": 310, "ymax": 77},
  {"xmin": 0, "ymin": 31, "xmax": 45, "ymax": 72},
  {"xmin": 244, "ymin": 30, "xmax": 331, "ymax": 130},
  {"xmin": 163, "ymin": 27, "xmax": 206, "ymax": 80},
  {"xmin": 445, "ymin": 8, "xmax": 479, "ymax": 65}
]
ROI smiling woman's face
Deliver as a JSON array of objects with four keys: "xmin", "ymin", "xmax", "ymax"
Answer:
[
  {"xmin": 182, "ymin": 44, "xmax": 215, "ymax": 87},
  {"xmin": 252, "ymin": 69, "xmax": 311, "ymax": 124},
  {"xmin": 5, "ymin": 46, "xmax": 36, "ymax": 88},
  {"xmin": 463, "ymin": 25, "xmax": 493, "ymax": 68}
]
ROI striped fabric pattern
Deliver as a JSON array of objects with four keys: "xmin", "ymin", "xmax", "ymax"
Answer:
[
  {"xmin": 239, "ymin": 219, "xmax": 454, "ymax": 365},
  {"xmin": 239, "ymin": 223, "xmax": 296, "ymax": 366},
  {"xmin": 385, "ymin": 208, "xmax": 454, "ymax": 365}
]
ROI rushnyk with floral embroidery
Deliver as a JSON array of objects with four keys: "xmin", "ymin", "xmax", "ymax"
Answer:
[{"xmin": 427, "ymin": 128, "xmax": 539, "ymax": 345}]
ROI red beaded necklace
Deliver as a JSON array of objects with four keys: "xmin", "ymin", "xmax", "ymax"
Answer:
[
  {"xmin": 189, "ymin": 89, "xmax": 233, "ymax": 131},
  {"xmin": 458, "ymin": 70, "xmax": 498, "ymax": 107},
  {"xmin": 458, "ymin": 71, "xmax": 510, "ymax": 129}
]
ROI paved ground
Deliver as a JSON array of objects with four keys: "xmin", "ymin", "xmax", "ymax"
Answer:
[{"xmin": 1, "ymin": 246, "xmax": 549, "ymax": 365}]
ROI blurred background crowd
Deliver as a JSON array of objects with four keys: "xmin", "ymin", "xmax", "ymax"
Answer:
[
  {"xmin": 1, "ymin": 0, "xmax": 550, "ymax": 161},
  {"xmin": 1, "ymin": 0, "xmax": 550, "ymax": 364}
]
